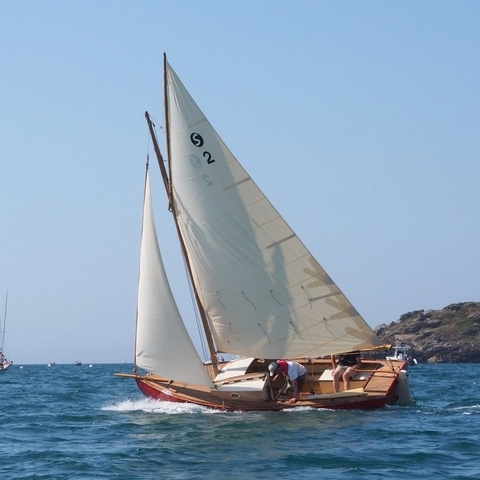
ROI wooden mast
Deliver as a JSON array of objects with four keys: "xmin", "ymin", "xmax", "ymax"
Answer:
[{"xmin": 143, "ymin": 54, "xmax": 219, "ymax": 373}]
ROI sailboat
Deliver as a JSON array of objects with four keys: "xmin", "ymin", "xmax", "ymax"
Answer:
[
  {"xmin": 0, "ymin": 292, "xmax": 13, "ymax": 371},
  {"xmin": 116, "ymin": 54, "xmax": 414, "ymax": 411}
]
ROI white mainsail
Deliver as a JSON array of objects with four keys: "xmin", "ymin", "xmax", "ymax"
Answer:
[
  {"xmin": 165, "ymin": 60, "xmax": 381, "ymax": 360},
  {"xmin": 135, "ymin": 169, "xmax": 213, "ymax": 387}
]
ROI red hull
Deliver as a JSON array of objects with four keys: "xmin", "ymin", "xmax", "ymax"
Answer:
[
  {"xmin": 135, "ymin": 377, "xmax": 394, "ymax": 412},
  {"xmin": 121, "ymin": 358, "xmax": 411, "ymax": 412}
]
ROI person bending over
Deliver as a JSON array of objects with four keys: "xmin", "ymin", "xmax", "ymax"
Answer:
[{"xmin": 268, "ymin": 359, "xmax": 307, "ymax": 404}]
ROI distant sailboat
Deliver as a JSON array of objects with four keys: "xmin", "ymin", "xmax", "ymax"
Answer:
[
  {"xmin": 0, "ymin": 292, "xmax": 13, "ymax": 371},
  {"xmin": 116, "ymin": 55, "xmax": 413, "ymax": 410}
]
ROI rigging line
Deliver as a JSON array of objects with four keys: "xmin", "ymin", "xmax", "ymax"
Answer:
[
  {"xmin": 185, "ymin": 263, "xmax": 209, "ymax": 362},
  {"xmin": 176, "ymin": 241, "xmax": 210, "ymax": 362},
  {"xmin": 269, "ymin": 290, "xmax": 283, "ymax": 306},
  {"xmin": 149, "ymin": 117, "xmax": 166, "ymax": 160},
  {"xmin": 301, "ymin": 286, "xmax": 313, "ymax": 309},
  {"xmin": 242, "ymin": 292, "xmax": 256, "ymax": 310},
  {"xmin": 145, "ymin": 111, "xmax": 171, "ymax": 210},
  {"xmin": 290, "ymin": 321, "xmax": 305, "ymax": 340},
  {"xmin": 147, "ymin": 113, "xmax": 164, "ymax": 130},
  {"xmin": 323, "ymin": 317, "xmax": 336, "ymax": 338},
  {"xmin": 258, "ymin": 324, "xmax": 270, "ymax": 343},
  {"xmin": 215, "ymin": 291, "xmax": 225, "ymax": 310},
  {"xmin": 226, "ymin": 324, "xmax": 241, "ymax": 342}
]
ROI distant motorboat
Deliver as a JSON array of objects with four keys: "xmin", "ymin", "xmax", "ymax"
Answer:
[
  {"xmin": 47, "ymin": 362, "xmax": 56, "ymax": 367},
  {"xmin": 386, "ymin": 345, "xmax": 417, "ymax": 365},
  {"xmin": 74, "ymin": 360, "xmax": 82, "ymax": 366}
]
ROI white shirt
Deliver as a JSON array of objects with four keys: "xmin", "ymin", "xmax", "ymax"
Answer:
[{"xmin": 286, "ymin": 360, "xmax": 307, "ymax": 380}]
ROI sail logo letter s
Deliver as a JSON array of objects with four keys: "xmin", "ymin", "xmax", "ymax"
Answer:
[{"xmin": 190, "ymin": 133, "xmax": 204, "ymax": 147}]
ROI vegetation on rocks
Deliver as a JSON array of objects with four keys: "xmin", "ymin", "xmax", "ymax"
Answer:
[{"xmin": 374, "ymin": 302, "xmax": 480, "ymax": 363}]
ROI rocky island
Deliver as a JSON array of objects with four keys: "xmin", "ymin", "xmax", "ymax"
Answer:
[{"xmin": 374, "ymin": 301, "xmax": 480, "ymax": 363}]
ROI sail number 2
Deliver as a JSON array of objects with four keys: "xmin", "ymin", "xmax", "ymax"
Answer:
[
  {"xmin": 190, "ymin": 132, "xmax": 215, "ymax": 165},
  {"xmin": 190, "ymin": 132, "xmax": 215, "ymax": 186}
]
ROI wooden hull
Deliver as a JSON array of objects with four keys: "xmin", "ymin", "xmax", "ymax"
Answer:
[{"xmin": 118, "ymin": 357, "xmax": 412, "ymax": 412}]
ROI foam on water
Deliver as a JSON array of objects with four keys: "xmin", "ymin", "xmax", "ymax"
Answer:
[
  {"xmin": 103, "ymin": 398, "xmax": 321, "ymax": 415},
  {"xmin": 102, "ymin": 397, "xmax": 221, "ymax": 414}
]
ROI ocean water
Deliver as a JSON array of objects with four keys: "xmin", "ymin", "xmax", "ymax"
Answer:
[{"xmin": 1, "ymin": 363, "xmax": 479, "ymax": 479}]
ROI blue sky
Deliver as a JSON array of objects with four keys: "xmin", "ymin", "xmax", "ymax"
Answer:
[{"xmin": 1, "ymin": 1, "xmax": 479, "ymax": 364}]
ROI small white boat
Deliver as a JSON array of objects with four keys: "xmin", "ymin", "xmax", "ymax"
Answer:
[{"xmin": 386, "ymin": 345, "xmax": 417, "ymax": 365}]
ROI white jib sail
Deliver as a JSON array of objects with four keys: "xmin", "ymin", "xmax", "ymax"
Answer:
[
  {"xmin": 135, "ymin": 170, "xmax": 213, "ymax": 387},
  {"xmin": 165, "ymin": 60, "xmax": 381, "ymax": 360}
]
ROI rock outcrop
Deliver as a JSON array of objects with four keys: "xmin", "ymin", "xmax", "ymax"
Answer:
[{"xmin": 374, "ymin": 302, "xmax": 480, "ymax": 363}]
